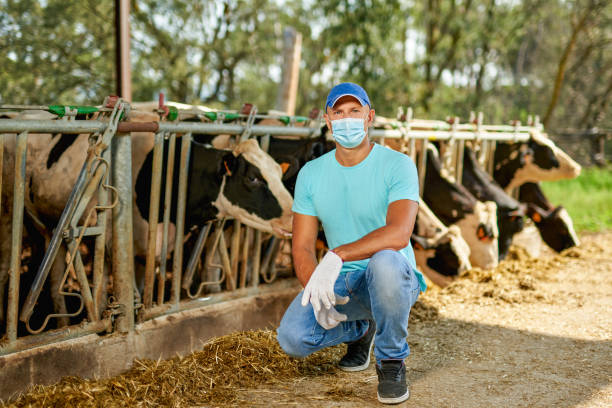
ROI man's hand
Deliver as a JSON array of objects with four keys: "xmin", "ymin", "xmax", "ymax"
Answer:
[
  {"xmin": 301, "ymin": 251, "xmax": 344, "ymax": 312},
  {"xmin": 313, "ymin": 295, "xmax": 350, "ymax": 329}
]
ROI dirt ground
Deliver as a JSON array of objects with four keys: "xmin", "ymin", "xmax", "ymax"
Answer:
[{"xmin": 234, "ymin": 231, "xmax": 612, "ymax": 408}]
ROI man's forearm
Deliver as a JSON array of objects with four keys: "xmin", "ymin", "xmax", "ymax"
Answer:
[
  {"xmin": 332, "ymin": 225, "xmax": 410, "ymax": 262},
  {"xmin": 292, "ymin": 247, "xmax": 319, "ymax": 287}
]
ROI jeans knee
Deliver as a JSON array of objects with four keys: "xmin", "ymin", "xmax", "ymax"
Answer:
[
  {"xmin": 367, "ymin": 250, "xmax": 409, "ymax": 298},
  {"xmin": 276, "ymin": 325, "xmax": 310, "ymax": 358},
  {"xmin": 368, "ymin": 250, "xmax": 404, "ymax": 279}
]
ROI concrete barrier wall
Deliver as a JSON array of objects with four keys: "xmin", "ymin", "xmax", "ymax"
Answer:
[{"xmin": 0, "ymin": 282, "xmax": 300, "ymax": 401}]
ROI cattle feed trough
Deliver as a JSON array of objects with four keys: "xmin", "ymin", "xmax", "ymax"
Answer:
[{"xmin": 0, "ymin": 99, "xmax": 575, "ymax": 396}]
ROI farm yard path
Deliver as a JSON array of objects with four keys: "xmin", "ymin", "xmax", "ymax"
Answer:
[{"xmin": 235, "ymin": 231, "xmax": 612, "ymax": 408}]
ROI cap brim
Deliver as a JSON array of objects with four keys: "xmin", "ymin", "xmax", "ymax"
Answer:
[{"xmin": 329, "ymin": 94, "xmax": 367, "ymax": 109}]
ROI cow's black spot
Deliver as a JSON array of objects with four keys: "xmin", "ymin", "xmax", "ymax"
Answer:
[
  {"xmin": 519, "ymin": 182, "xmax": 551, "ymax": 210},
  {"xmin": 426, "ymin": 241, "xmax": 461, "ymax": 276},
  {"xmin": 47, "ymin": 133, "xmax": 79, "ymax": 169},
  {"xmin": 135, "ymin": 138, "xmax": 224, "ymax": 228},
  {"xmin": 268, "ymin": 135, "xmax": 329, "ymax": 195},
  {"xmin": 535, "ymin": 206, "xmax": 577, "ymax": 252},
  {"xmin": 223, "ymin": 155, "xmax": 283, "ymax": 220},
  {"xmin": 530, "ymin": 140, "xmax": 559, "ymax": 170},
  {"xmin": 422, "ymin": 147, "xmax": 477, "ymax": 225},
  {"xmin": 135, "ymin": 139, "xmax": 284, "ymax": 229},
  {"xmin": 461, "ymin": 146, "xmax": 525, "ymax": 260}
]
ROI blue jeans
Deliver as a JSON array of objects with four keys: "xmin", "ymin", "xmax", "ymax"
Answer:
[{"xmin": 277, "ymin": 249, "xmax": 420, "ymax": 364}]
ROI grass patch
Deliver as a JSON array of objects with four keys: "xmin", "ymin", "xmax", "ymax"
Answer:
[{"xmin": 541, "ymin": 165, "xmax": 612, "ymax": 232}]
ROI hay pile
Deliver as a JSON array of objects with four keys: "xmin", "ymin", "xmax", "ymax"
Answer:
[
  {"xmin": 4, "ymin": 331, "xmax": 345, "ymax": 407},
  {"xmin": 421, "ymin": 238, "xmax": 606, "ymax": 308}
]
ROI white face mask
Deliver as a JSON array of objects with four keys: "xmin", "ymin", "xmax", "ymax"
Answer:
[{"xmin": 331, "ymin": 117, "xmax": 366, "ymax": 148}]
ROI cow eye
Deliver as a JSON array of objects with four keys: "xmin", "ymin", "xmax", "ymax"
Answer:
[{"xmin": 247, "ymin": 175, "xmax": 263, "ymax": 185}]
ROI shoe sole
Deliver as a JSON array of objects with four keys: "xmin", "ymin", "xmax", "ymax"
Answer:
[
  {"xmin": 377, "ymin": 389, "xmax": 410, "ymax": 404},
  {"xmin": 338, "ymin": 334, "xmax": 375, "ymax": 372}
]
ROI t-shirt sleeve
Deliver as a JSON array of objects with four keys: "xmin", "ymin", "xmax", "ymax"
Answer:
[
  {"xmin": 387, "ymin": 154, "xmax": 420, "ymax": 204},
  {"xmin": 292, "ymin": 164, "xmax": 317, "ymax": 216}
]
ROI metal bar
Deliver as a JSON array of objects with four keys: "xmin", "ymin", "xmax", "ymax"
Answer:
[
  {"xmin": 139, "ymin": 279, "xmax": 298, "ymax": 322},
  {"xmin": 143, "ymin": 131, "xmax": 164, "ymax": 308},
  {"xmin": 228, "ymin": 220, "xmax": 241, "ymax": 291},
  {"xmin": 70, "ymin": 162, "xmax": 106, "ymax": 230},
  {"xmin": 66, "ymin": 240, "xmax": 97, "ymax": 321},
  {"xmin": 157, "ymin": 133, "xmax": 176, "ymax": 305},
  {"xmin": 182, "ymin": 222, "xmax": 213, "ymax": 290},
  {"xmin": 6, "ymin": 131, "xmax": 28, "ymax": 341},
  {"xmin": 260, "ymin": 237, "xmax": 281, "ymax": 283},
  {"xmin": 170, "ymin": 132, "xmax": 191, "ymax": 304},
  {"xmin": 240, "ymin": 226, "xmax": 253, "ymax": 288},
  {"xmin": 93, "ymin": 147, "xmax": 110, "ymax": 319},
  {"xmin": 218, "ymin": 231, "xmax": 234, "ymax": 291},
  {"xmin": 456, "ymin": 139, "xmax": 465, "ymax": 185},
  {"xmin": 0, "ymin": 120, "xmax": 534, "ymax": 142},
  {"xmin": 0, "ymin": 318, "xmax": 112, "ymax": 356},
  {"xmin": 111, "ymin": 131, "xmax": 135, "ymax": 333},
  {"xmin": 487, "ymin": 141, "xmax": 497, "ymax": 176},
  {"xmin": 252, "ymin": 231, "xmax": 261, "ymax": 287},
  {"xmin": 20, "ymin": 163, "xmax": 89, "ymax": 322},
  {"xmin": 418, "ymin": 139, "xmax": 428, "ymax": 196},
  {"xmin": 115, "ymin": 0, "xmax": 132, "ymax": 101}
]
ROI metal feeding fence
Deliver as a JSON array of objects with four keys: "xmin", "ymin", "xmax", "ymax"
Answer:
[{"xmin": 0, "ymin": 98, "xmax": 537, "ymax": 356}]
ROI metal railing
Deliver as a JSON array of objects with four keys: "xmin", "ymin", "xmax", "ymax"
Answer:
[{"xmin": 0, "ymin": 99, "xmax": 542, "ymax": 356}]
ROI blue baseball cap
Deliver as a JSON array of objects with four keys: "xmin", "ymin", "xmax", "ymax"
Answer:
[{"xmin": 325, "ymin": 82, "xmax": 371, "ymax": 110}]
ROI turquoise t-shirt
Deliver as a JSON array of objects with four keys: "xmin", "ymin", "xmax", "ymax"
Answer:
[{"xmin": 293, "ymin": 143, "xmax": 427, "ymax": 292}]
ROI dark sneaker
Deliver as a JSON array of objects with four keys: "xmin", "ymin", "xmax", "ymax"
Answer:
[
  {"xmin": 376, "ymin": 359, "xmax": 409, "ymax": 404},
  {"xmin": 338, "ymin": 319, "xmax": 376, "ymax": 372}
]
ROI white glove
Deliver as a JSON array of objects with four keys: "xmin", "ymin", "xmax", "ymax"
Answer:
[
  {"xmin": 301, "ymin": 251, "xmax": 345, "ymax": 312},
  {"xmin": 313, "ymin": 294, "xmax": 350, "ymax": 330}
]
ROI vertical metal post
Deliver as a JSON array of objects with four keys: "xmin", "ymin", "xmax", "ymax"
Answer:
[
  {"xmin": 252, "ymin": 231, "xmax": 261, "ymax": 287},
  {"xmin": 418, "ymin": 139, "xmax": 428, "ymax": 196},
  {"xmin": 92, "ymin": 146, "xmax": 110, "ymax": 318},
  {"xmin": 66, "ymin": 240, "xmax": 96, "ymax": 321},
  {"xmin": 143, "ymin": 131, "xmax": 164, "ymax": 308},
  {"xmin": 456, "ymin": 139, "xmax": 465, "ymax": 185},
  {"xmin": 6, "ymin": 131, "xmax": 27, "ymax": 341},
  {"xmin": 115, "ymin": 0, "xmax": 132, "ymax": 101},
  {"xmin": 111, "ymin": 132, "xmax": 135, "ymax": 333},
  {"xmin": 229, "ymin": 220, "xmax": 241, "ymax": 291},
  {"xmin": 487, "ymin": 141, "xmax": 497, "ymax": 176},
  {"xmin": 158, "ymin": 133, "xmax": 176, "ymax": 305},
  {"xmin": 275, "ymin": 27, "xmax": 302, "ymax": 115},
  {"xmin": 170, "ymin": 133, "xmax": 191, "ymax": 304},
  {"xmin": 240, "ymin": 226, "xmax": 253, "ymax": 288}
]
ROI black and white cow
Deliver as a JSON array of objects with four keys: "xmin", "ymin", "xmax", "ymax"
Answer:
[
  {"xmin": 494, "ymin": 130, "xmax": 581, "ymax": 191},
  {"xmin": 422, "ymin": 145, "xmax": 499, "ymax": 269},
  {"xmin": 0, "ymin": 110, "xmax": 293, "ymax": 324},
  {"xmin": 412, "ymin": 200, "xmax": 472, "ymax": 287},
  {"xmin": 461, "ymin": 145, "xmax": 525, "ymax": 260},
  {"xmin": 519, "ymin": 182, "xmax": 579, "ymax": 252}
]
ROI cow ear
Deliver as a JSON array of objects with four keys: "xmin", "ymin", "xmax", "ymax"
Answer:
[{"xmin": 221, "ymin": 153, "xmax": 237, "ymax": 177}]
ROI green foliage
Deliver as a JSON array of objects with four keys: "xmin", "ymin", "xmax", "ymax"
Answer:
[
  {"xmin": 0, "ymin": 0, "xmax": 610, "ymax": 132},
  {"xmin": 0, "ymin": 0, "xmax": 114, "ymax": 104},
  {"xmin": 541, "ymin": 166, "xmax": 612, "ymax": 232}
]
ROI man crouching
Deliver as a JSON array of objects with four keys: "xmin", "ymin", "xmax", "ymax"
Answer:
[{"xmin": 276, "ymin": 82, "xmax": 427, "ymax": 404}]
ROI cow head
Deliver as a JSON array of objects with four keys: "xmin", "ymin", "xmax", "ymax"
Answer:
[
  {"xmin": 527, "ymin": 204, "xmax": 579, "ymax": 252},
  {"xmin": 494, "ymin": 131, "xmax": 581, "ymax": 191},
  {"xmin": 497, "ymin": 206, "xmax": 526, "ymax": 261},
  {"xmin": 213, "ymin": 139, "xmax": 293, "ymax": 237},
  {"xmin": 455, "ymin": 200, "xmax": 499, "ymax": 269},
  {"xmin": 412, "ymin": 225, "xmax": 472, "ymax": 288}
]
